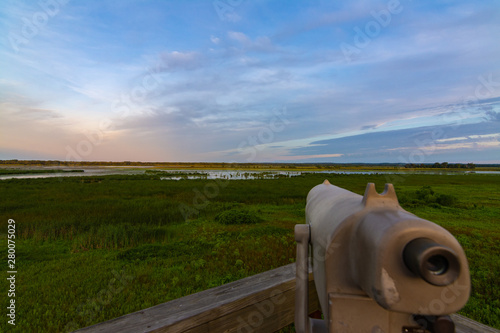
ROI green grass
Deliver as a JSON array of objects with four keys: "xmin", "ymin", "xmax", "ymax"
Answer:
[{"xmin": 0, "ymin": 173, "xmax": 499, "ymax": 332}]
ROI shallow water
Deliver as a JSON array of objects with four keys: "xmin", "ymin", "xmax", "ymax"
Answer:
[
  {"xmin": 0, "ymin": 168, "xmax": 144, "ymax": 180},
  {"xmin": 155, "ymin": 169, "xmax": 500, "ymax": 180},
  {"xmin": 0, "ymin": 167, "xmax": 498, "ymax": 180}
]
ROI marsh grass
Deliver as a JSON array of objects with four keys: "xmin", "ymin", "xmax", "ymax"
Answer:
[{"xmin": 0, "ymin": 173, "xmax": 499, "ymax": 332}]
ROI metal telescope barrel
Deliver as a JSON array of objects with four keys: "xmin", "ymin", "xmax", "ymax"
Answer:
[{"xmin": 295, "ymin": 180, "xmax": 470, "ymax": 333}]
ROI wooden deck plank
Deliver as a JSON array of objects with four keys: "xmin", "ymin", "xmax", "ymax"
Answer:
[
  {"xmin": 75, "ymin": 263, "xmax": 498, "ymax": 333},
  {"xmin": 452, "ymin": 314, "xmax": 500, "ymax": 333}
]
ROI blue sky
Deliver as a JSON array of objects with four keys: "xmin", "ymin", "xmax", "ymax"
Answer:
[{"xmin": 1, "ymin": 0, "xmax": 499, "ymax": 163}]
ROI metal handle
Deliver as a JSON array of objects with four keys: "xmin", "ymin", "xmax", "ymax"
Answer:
[{"xmin": 413, "ymin": 315, "xmax": 455, "ymax": 333}]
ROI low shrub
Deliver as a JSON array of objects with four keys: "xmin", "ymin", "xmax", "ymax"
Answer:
[
  {"xmin": 214, "ymin": 209, "xmax": 262, "ymax": 225},
  {"xmin": 399, "ymin": 186, "xmax": 459, "ymax": 208}
]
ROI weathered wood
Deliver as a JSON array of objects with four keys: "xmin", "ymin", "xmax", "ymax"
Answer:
[
  {"xmin": 75, "ymin": 264, "xmax": 498, "ymax": 333},
  {"xmin": 452, "ymin": 314, "xmax": 500, "ymax": 333},
  {"xmin": 75, "ymin": 264, "xmax": 319, "ymax": 333}
]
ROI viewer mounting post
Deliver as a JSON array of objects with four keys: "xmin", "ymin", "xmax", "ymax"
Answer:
[{"xmin": 295, "ymin": 180, "xmax": 470, "ymax": 333}]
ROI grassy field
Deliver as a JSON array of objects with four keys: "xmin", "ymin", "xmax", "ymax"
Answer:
[{"xmin": 0, "ymin": 172, "xmax": 499, "ymax": 332}]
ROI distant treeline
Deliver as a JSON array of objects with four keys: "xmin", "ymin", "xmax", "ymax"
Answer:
[
  {"xmin": 404, "ymin": 162, "xmax": 475, "ymax": 169},
  {"xmin": 0, "ymin": 160, "xmax": 328, "ymax": 169},
  {"xmin": 0, "ymin": 160, "xmax": 496, "ymax": 169}
]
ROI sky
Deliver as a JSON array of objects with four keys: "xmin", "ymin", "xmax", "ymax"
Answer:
[{"xmin": 1, "ymin": 0, "xmax": 499, "ymax": 163}]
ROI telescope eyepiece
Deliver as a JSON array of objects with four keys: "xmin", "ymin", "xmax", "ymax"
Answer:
[
  {"xmin": 426, "ymin": 254, "xmax": 449, "ymax": 276},
  {"xmin": 403, "ymin": 238, "xmax": 460, "ymax": 286}
]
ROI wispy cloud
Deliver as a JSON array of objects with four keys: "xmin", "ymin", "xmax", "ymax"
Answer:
[{"xmin": 1, "ymin": 0, "xmax": 499, "ymax": 162}]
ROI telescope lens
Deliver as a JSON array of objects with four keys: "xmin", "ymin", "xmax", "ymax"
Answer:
[
  {"xmin": 426, "ymin": 255, "xmax": 449, "ymax": 275},
  {"xmin": 403, "ymin": 238, "xmax": 460, "ymax": 286}
]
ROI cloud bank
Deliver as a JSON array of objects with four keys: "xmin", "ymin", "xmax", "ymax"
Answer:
[{"xmin": 1, "ymin": 0, "xmax": 499, "ymax": 162}]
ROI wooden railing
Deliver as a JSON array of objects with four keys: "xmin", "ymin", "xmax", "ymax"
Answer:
[{"xmin": 76, "ymin": 263, "xmax": 499, "ymax": 333}]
